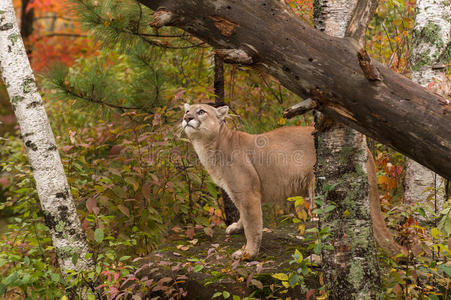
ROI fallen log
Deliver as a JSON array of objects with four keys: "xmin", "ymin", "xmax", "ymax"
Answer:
[{"xmin": 138, "ymin": 0, "xmax": 451, "ymax": 179}]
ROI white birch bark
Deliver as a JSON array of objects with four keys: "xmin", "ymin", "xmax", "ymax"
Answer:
[
  {"xmin": 0, "ymin": 0, "xmax": 93, "ymax": 274},
  {"xmin": 313, "ymin": 0, "xmax": 381, "ymax": 298},
  {"xmin": 405, "ymin": 0, "xmax": 450, "ymax": 209}
]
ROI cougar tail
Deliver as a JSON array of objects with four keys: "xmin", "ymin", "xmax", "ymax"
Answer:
[{"xmin": 367, "ymin": 149, "xmax": 408, "ymax": 258}]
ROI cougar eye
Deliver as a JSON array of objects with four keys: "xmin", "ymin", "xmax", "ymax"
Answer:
[{"xmin": 197, "ymin": 109, "xmax": 206, "ymax": 115}]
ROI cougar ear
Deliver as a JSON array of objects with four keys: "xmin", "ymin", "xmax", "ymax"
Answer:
[
  {"xmin": 216, "ymin": 106, "xmax": 229, "ymax": 121},
  {"xmin": 184, "ymin": 103, "xmax": 190, "ymax": 112}
]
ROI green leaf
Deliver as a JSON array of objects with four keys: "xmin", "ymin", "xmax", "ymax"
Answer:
[
  {"xmin": 3, "ymin": 272, "xmax": 19, "ymax": 286},
  {"xmin": 72, "ymin": 253, "xmax": 79, "ymax": 267},
  {"xmin": 272, "ymin": 273, "xmax": 289, "ymax": 281},
  {"xmin": 119, "ymin": 255, "xmax": 131, "ymax": 262},
  {"xmin": 206, "ymin": 182, "xmax": 218, "ymax": 198},
  {"xmin": 94, "ymin": 228, "xmax": 104, "ymax": 243},
  {"xmin": 223, "ymin": 291, "xmax": 230, "ymax": 299},
  {"xmin": 314, "ymin": 243, "xmax": 322, "ymax": 255},
  {"xmin": 418, "ymin": 207, "xmax": 426, "ymax": 218},
  {"xmin": 212, "ymin": 292, "xmax": 222, "ymax": 298},
  {"xmin": 87, "ymin": 294, "xmax": 96, "ymax": 300},
  {"xmin": 193, "ymin": 265, "xmax": 204, "ymax": 272},
  {"xmin": 50, "ymin": 272, "xmax": 60, "ymax": 283},
  {"xmin": 438, "ymin": 264, "xmax": 451, "ymax": 277},
  {"xmin": 324, "ymin": 205, "xmax": 336, "ymax": 213},
  {"xmin": 232, "ymin": 295, "xmax": 240, "ymax": 300},
  {"xmin": 288, "ymin": 273, "xmax": 300, "ymax": 287}
]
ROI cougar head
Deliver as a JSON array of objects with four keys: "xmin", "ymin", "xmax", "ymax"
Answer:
[{"xmin": 182, "ymin": 103, "xmax": 229, "ymax": 140}]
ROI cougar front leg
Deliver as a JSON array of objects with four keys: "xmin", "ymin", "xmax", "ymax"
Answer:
[
  {"xmin": 231, "ymin": 193, "xmax": 262, "ymax": 260},
  {"xmin": 226, "ymin": 218, "xmax": 243, "ymax": 235}
]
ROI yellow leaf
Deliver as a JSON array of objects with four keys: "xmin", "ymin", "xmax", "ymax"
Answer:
[
  {"xmin": 272, "ymin": 273, "xmax": 289, "ymax": 281},
  {"xmin": 278, "ymin": 117, "xmax": 286, "ymax": 125},
  {"xmin": 298, "ymin": 224, "xmax": 305, "ymax": 235},
  {"xmin": 298, "ymin": 209, "xmax": 307, "ymax": 221},
  {"xmin": 431, "ymin": 228, "xmax": 441, "ymax": 239}
]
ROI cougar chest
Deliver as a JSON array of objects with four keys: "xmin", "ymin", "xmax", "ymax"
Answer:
[{"xmin": 192, "ymin": 141, "xmax": 229, "ymax": 190}]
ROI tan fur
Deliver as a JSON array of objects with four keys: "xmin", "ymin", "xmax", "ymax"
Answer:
[{"xmin": 183, "ymin": 103, "xmax": 405, "ymax": 259}]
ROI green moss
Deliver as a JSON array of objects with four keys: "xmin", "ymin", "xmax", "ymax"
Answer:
[
  {"xmin": 421, "ymin": 22, "xmax": 444, "ymax": 46},
  {"xmin": 11, "ymin": 95, "xmax": 24, "ymax": 105},
  {"xmin": 7, "ymin": 33, "xmax": 19, "ymax": 45},
  {"xmin": 56, "ymin": 246, "xmax": 78, "ymax": 259},
  {"xmin": 23, "ymin": 77, "xmax": 35, "ymax": 93},
  {"xmin": 339, "ymin": 145, "xmax": 353, "ymax": 163},
  {"xmin": 411, "ymin": 22, "xmax": 447, "ymax": 71},
  {"xmin": 350, "ymin": 225, "xmax": 370, "ymax": 250},
  {"xmin": 348, "ymin": 260, "xmax": 364, "ymax": 291},
  {"xmin": 55, "ymin": 220, "xmax": 66, "ymax": 233}
]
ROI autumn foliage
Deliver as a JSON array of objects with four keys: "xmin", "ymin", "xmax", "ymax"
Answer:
[{"xmin": 0, "ymin": 0, "xmax": 449, "ymax": 299}]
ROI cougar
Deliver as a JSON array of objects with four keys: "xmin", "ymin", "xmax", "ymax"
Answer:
[{"xmin": 182, "ymin": 103, "xmax": 405, "ymax": 259}]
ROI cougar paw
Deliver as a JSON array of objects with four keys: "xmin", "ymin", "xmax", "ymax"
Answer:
[
  {"xmin": 232, "ymin": 249, "xmax": 257, "ymax": 261},
  {"xmin": 226, "ymin": 222, "xmax": 243, "ymax": 235}
]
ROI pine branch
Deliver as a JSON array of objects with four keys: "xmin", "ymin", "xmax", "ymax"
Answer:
[
  {"xmin": 36, "ymin": 33, "xmax": 87, "ymax": 41},
  {"xmin": 71, "ymin": 0, "xmax": 206, "ymax": 50},
  {"xmin": 62, "ymin": 84, "xmax": 144, "ymax": 111}
]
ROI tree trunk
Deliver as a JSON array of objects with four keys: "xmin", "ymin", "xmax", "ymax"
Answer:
[
  {"xmin": 405, "ymin": 0, "xmax": 450, "ymax": 209},
  {"xmin": 138, "ymin": 0, "xmax": 451, "ymax": 180},
  {"xmin": 313, "ymin": 0, "xmax": 381, "ymax": 298},
  {"xmin": 0, "ymin": 0, "xmax": 93, "ymax": 275},
  {"xmin": 213, "ymin": 54, "xmax": 240, "ymax": 225},
  {"xmin": 20, "ymin": 0, "xmax": 34, "ymax": 40}
]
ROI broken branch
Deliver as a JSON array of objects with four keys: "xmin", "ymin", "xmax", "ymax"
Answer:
[
  {"xmin": 214, "ymin": 49, "xmax": 253, "ymax": 65},
  {"xmin": 357, "ymin": 48, "xmax": 383, "ymax": 81},
  {"xmin": 283, "ymin": 98, "xmax": 317, "ymax": 119}
]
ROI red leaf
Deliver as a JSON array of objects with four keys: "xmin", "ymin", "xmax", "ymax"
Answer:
[
  {"xmin": 0, "ymin": 177, "xmax": 8, "ymax": 187},
  {"xmin": 204, "ymin": 227, "xmax": 213, "ymax": 237},
  {"xmin": 306, "ymin": 289, "xmax": 315, "ymax": 300},
  {"xmin": 86, "ymin": 197, "xmax": 100, "ymax": 215},
  {"xmin": 62, "ymin": 145, "xmax": 73, "ymax": 152},
  {"xmin": 185, "ymin": 227, "xmax": 195, "ymax": 239},
  {"xmin": 117, "ymin": 204, "xmax": 130, "ymax": 217},
  {"xmin": 109, "ymin": 145, "xmax": 122, "ymax": 156}
]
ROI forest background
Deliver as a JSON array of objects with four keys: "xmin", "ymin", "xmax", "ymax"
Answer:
[{"xmin": 0, "ymin": 0, "xmax": 449, "ymax": 299}]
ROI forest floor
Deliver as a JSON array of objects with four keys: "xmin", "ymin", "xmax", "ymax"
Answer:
[{"xmin": 134, "ymin": 222, "xmax": 320, "ymax": 299}]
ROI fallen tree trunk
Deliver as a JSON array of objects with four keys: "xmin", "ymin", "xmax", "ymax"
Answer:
[{"xmin": 138, "ymin": 0, "xmax": 451, "ymax": 179}]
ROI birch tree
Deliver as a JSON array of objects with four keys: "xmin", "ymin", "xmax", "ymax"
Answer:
[
  {"xmin": 405, "ymin": 0, "xmax": 450, "ymax": 209},
  {"xmin": 0, "ymin": 0, "xmax": 93, "ymax": 275},
  {"xmin": 312, "ymin": 0, "xmax": 381, "ymax": 297}
]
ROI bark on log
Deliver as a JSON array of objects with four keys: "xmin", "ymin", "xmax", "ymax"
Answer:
[{"xmin": 138, "ymin": 0, "xmax": 451, "ymax": 180}]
